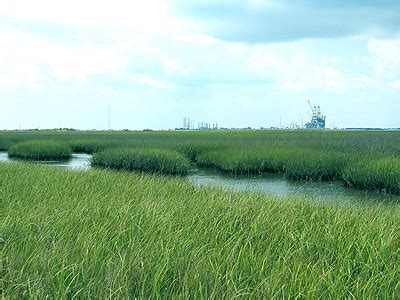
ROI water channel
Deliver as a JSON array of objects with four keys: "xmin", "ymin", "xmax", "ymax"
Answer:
[
  {"xmin": 1, "ymin": 151, "xmax": 397, "ymax": 203},
  {"xmin": 0, "ymin": 152, "xmax": 91, "ymax": 170}
]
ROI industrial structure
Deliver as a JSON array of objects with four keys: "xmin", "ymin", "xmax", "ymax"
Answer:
[
  {"xmin": 176, "ymin": 117, "xmax": 219, "ymax": 131},
  {"xmin": 182, "ymin": 117, "xmax": 194, "ymax": 130},
  {"xmin": 197, "ymin": 122, "xmax": 218, "ymax": 130},
  {"xmin": 305, "ymin": 100, "xmax": 326, "ymax": 129}
]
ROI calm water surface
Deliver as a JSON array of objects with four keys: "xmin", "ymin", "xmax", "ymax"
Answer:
[
  {"xmin": 0, "ymin": 151, "xmax": 91, "ymax": 170},
  {"xmin": 188, "ymin": 168, "xmax": 397, "ymax": 203},
  {"xmin": 0, "ymin": 151, "xmax": 397, "ymax": 203}
]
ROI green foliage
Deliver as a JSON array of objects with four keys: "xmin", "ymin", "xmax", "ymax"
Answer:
[
  {"xmin": 197, "ymin": 147, "xmax": 289, "ymax": 174},
  {"xmin": 2, "ymin": 163, "xmax": 399, "ymax": 298},
  {"xmin": 0, "ymin": 130, "xmax": 398, "ymax": 156},
  {"xmin": 0, "ymin": 130, "xmax": 399, "ymax": 193},
  {"xmin": 69, "ymin": 139, "xmax": 123, "ymax": 154},
  {"xmin": 7, "ymin": 141, "xmax": 72, "ymax": 160},
  {"xmin": 284, "ymin": 150, "xmax": 352, "ymax": 181},
  {"xmin": 0, "ymin": 138, "xmax": 12, "ymax": 151},
  {"xmin": 343, "ymin": 157, "xmax": 400, "ymax": 194},
  {"xmin": 174, "ymin": 141, "xmax": 224, "ymax": 162},
  {"xmin": 91, "ymin": 148, "xmax": 191, "ymax": 176}
]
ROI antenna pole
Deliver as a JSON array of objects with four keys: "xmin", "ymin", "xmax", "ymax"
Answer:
[{"xmin": 108, "ymin": 105, "xmax": 111, "ymax": 130}]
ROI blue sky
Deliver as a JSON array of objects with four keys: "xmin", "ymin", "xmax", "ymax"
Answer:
[{"xmin": 0, "ymin": 0, "xmax": 399, "ymax": 129}]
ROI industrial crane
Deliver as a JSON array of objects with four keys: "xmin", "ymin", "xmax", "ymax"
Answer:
[{"xmin": 305, "ymin": 99, "xmax": 326, "ymax": 129}]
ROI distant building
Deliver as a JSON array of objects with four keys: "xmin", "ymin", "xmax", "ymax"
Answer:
[{"xmin": 305, "ymin": 100, "xmax": 326, "ymax": 129}]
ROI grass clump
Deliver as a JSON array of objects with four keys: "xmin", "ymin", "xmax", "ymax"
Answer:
[
  {"xmin": 197, "ymin": 148, "xmax": 352, "ymax": 181},
  {"xmin": 197, "ymin": 148, "xmax": 287, "ymax": 174},
  {"xmin": 69, "ymin": 139, "xmax": 123, "ymax": 154},
  {"xmin": 174, "ymin": 142, "xmax": 224, "ymax": 162},
  {"xmin": 7, "ymin": 141, "xmax": 72, "ymax": 160},
  {"xmin": 342, "ymin": 157, "xmax": 400, "ymax": 194},
  {"xmin": 1, "ymin": 163, "xmax": 399, "ymax": 298},
  {"xmin": 285, "ymin": 150, "xmax": 351, "ymax": 181},
  {"xmin": 0, "ymin": 138, "xmax": 12, "ymax": 151},
  {"xmin": 91, "ymin": 148, "xmax": 191, "ymax": 175}
]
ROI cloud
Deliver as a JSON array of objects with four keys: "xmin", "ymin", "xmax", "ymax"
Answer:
[
  {"xmin": 0, "ymin": 1, "xmax": 398, "ymax": 130},
  {"xmin": 0, "ymin": 28, "xmax": 128, "ymax": 89},
  {"xmin": 367, "ymin": 38, "xmax": 400, "ymax": 78},
  {"xmin": 389, "ymin": 81, "xmax": 400, "ymax": 89},
  {"xmin": 129, "ymin": 74, "xmax": 176, "ymax": 89},
  {"xmin": 174, "ymin": 0, "xmax": 400, "ymax": 43},
  {"xmin": 0, "ymin": 0, "xmax": 183, "ymax": 33},
  {"xmin": 240, "ymin": 45, "xmax": 347, "ymax": 91},
  {"xmin": 160, "ymin": 57, "xmax": 189, "ymax": 76}
]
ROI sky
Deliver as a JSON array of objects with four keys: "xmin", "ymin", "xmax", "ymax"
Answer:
[{"xmin": 0, "ymin": 0, "xmax": 399, "ymax": 130}]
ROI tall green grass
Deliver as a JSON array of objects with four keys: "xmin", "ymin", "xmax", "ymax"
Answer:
[
  {"xmin": 2, "ymin": 163, "xmax": 399, "ymax": 298},
  {"xmin": 197, "ymin": 148, "xmax": 352, "ymax": 181},
  {"xmin": 0, "ymin": 138, "xmax": 11, "ymax": 151},
  {"xmin": 69, "ymin": 139, "xmax": 123, "ymax": 154},
  {"xmin": 7, "ymin": 141, "xmax": 72, "ymax": 160},
  {"xmin": 0, "ymin": 130, "xmax": 398, "ymax": 157},
  {"xmin": 174, "ymin": 141, "xmax": 224, "ymax": 162},
  {"xmin": 284, "ymin": 150, "xmax": 351, "ymax": 181},
  {"xmin": 342, "ymin": 157, "xmax": 400, "ymax": 194},
  {"xmin": 91, "ymin": 148, "xmax": 191, "ymax": 176},
  {"xmin": 197, "ymin": 147, "xmax": 288, "ymax": 174}
]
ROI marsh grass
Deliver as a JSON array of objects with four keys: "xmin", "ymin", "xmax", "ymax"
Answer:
[
  {"xmin": 342, "ymin": 157, "xmax": 400, "ymax": 194},
  {"xmin": 91, "ymin": 148, "xmax": 191, "ymax": 175},
  {"xmin": 197, "ymin": 148, "xmax": 352, "ymax": 181},
  {"xmin": 1, "ymin": 130, "xmax": 399, "ymax": 193},
  {"xmin": 1, "ymin": 163, "xmax": 399, "ymax": 298},
  {"xmin": 0, "ymin": 138, "xmax": 11, "ymax": 151},
  {"xmin": 7, "ymin": 141, "xmax": 72, "ymax": 160},
  {"xmin": 69, "ymin": 139, "xmax": 123, "ymax": 154},
  {"xmin": 174, "ymin": 141, "xmax": 225, "ymax": 162},
  {"xmin": 284, "ymin": 150, "xmax": 351, "ymax": 181},
  {"xmin": 197, "ymin": 147, "xmax": 288, "ymax": 174}
]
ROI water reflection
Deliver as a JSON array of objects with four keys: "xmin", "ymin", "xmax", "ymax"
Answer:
[
  {"xmin": 0, "ymin": 151, "xmax": 91, "ymax": 170},
  {"xmin": 188, "ymin": 168, "xmax": 397, "ymax": 203},
  {"xmin": 0, "ymin": 152, "xmax": 8, "ymax": 162}
]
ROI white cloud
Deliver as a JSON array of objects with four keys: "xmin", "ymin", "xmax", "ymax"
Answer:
[
  {"xmin": 0, "ymin": 3, "xmax": 356, "ymax": 94},
  {"xmin": 47, "ymin": 45, "xmax": 128, "ymax": 81},
  {"xmin": 367, "ymin": 38, "xmax": 400, "ymax": 78},
  {"xmin": 389, "ymin": 81, "xmax": 400, "ymax": 89},
  {"xmin": 350, "ymin": 76, "xmax": 380, "ymax": 89},
  {"xmin": 173, "ymin": 32, "xmax": 219, "ymax": 45},
  {"xmin": 160, "ymin": 57, "xmax": 188, "ymax": 75},
  {"xmin": 0, "ymin": 28, "xmax": 128, "ymax": 89},
  {"xmin": 129, "ymin": 74, "xmax": 175, "ymax": 89},
  {"xmin": 0, "ymin": 0, "xmax": 183, "ymax": 33},
  {"xmin": 247, "ymin": 47, "xmax": 347, "ymax": 91}
]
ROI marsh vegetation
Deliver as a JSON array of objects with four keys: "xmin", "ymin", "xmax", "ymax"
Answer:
[
  {"xmin": 1, "ymin": 130, "xmax": 398, "ymax": 194},
  {"xmin": 91, "ymin": 148, "xmax": 191, "ymax": 175},
  {"xmin": 7, "ymin": 140, "xmax": 72, "ymax": 161},
  {"xmin": 2, "ymin": 163, "xmax": 399, "ymax": 298},
  {"xmin": 1, "ymin": 130, "xmax": 399, "ymax": 297}
]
